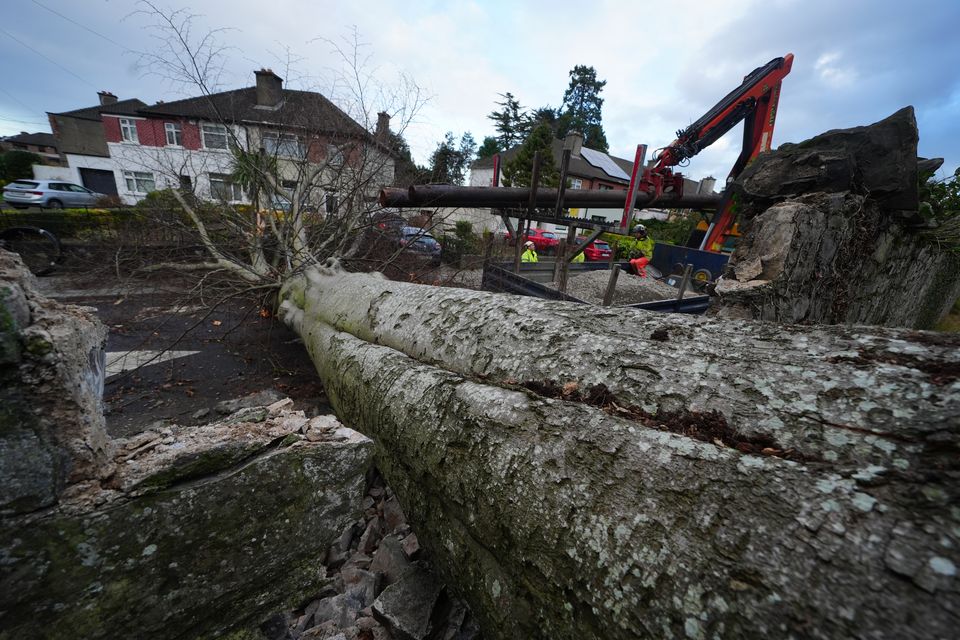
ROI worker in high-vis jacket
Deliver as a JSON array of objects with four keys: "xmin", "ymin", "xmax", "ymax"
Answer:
[
  {"xmin": 521, "ymin": 241, "xmax": 538, "ymax": 263},
  {"xmin": 633, "ymin": 224, "xmax": 655, "ymax": 258}
]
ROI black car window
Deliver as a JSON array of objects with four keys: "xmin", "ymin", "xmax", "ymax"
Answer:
[{"xmin": 49, "ymin": 183, "xmax": 65, "ymax": 191}]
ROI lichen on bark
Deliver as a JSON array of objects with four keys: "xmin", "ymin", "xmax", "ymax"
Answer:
[{"xmin": 280, "ymin": 264, "xmax": 959, "ymax": 639}]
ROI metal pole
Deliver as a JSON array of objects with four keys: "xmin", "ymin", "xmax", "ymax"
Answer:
[
  {"xmin": 528, "ymin": 151, "xmax": 542, "ymax": 219},
  {"xmin": 380, "ymin": 186, "xmax": 722, "ymax": 210},
  {"xmin": 676, "ymin": 263, "xmax": 693, "ymax": 301},
  {"xmin": 620, "ymin": 144, "xmax": 648, "ymax": 232},
  {"xmin": 602, "ymin": 265, "xmax": 621, "ymax": 307},
  {"xmin": 559, "ymin": 225, "xmax": 578, "ymax": 294},
  {"xmin": 554, "ymin": 148, "xmax": 571, "ymax": 219},
  {"xmin": 513, "ymin": 218, "xmax": 523, "ymax": 274}
]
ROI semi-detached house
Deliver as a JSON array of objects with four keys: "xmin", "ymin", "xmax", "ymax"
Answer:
[{"xmin": 48, "ymin": 70, "xmax": 394, "ymax": 206}]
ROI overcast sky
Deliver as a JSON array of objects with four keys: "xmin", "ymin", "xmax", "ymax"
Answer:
[{"xmin": 2, "ymin": 0, "xmax": 958, "ymax": 183}]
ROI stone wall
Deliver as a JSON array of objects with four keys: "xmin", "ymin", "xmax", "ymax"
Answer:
[
  {"xmin": 0, "ymin": 250, "xmax": 374, "ymax": 639},
  {"xmin": 1, "ymin": 251, "xmax": 111, "ymax": 514}
]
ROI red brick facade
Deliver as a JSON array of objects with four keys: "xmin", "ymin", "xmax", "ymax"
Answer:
[
  {"xmin": 103, "ymin": 116, "xmax": 121, "ymax": 143},
  {"xmin": 103, "ymin": 115, "xmax": 203, "ymax": 150}
]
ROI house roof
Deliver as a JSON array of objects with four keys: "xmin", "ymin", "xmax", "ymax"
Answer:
[
  {"xmin": 50, "ymin": 98, "xmax": 148, "ymax": 121},
  {"xmin": 472, "ymin": 138, "xmax": 635, "ymax": 184},
  {"xmin": 137, "ymin": 87, "xmax": 371, "ymax": 140},
  {"xmin": 3, "ymin": 131, "xmax": 58, "ymax": 148}
]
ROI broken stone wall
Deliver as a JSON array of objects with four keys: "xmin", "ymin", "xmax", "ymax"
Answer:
[
  {"xmin": 713, "ymin": 107, "xmax": 960, "ymax": 328},
  {"xmin": 1, "ymin": 251, "xmax": 111, "ymax": 514},
  {"xmin": 0, "ymin": 250, "xmax": 374, "ymax": 639}
]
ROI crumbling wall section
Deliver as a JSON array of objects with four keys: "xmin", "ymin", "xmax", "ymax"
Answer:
[
  {"xmin": 0, "ymin": 250, "xmax": 111, "ymax": 514},
  {"xmin": 0, "ymin": 251, "xmax": 375, "ymax": 639},
  {"xmin": 713, "ymin": 193, "xmax": 960, "ymax": 326}
]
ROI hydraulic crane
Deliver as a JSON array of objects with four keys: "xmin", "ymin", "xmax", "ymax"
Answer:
[{"xmin": 640, "ymin": 54, "xmax": 794, "ymax": 251}]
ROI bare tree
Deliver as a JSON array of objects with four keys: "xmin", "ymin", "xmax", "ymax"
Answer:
[{"xmin": 125, "ymin": 2, "xmax": 428, "ymax": 289}]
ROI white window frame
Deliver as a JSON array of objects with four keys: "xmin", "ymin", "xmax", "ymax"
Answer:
[
  {"xmin": 165, "ymin": 122, "xmax": 182, "ymax": 146},
  {"xmin": 123, "ymin": 170, "xmax": 155, "ymax": 194},
  {"xmin": 201, "ymin": 123, "xmax": 229, "ymax": 150},
  {"xmin": 263, "ymin": 132, "xmax": 304, "ymax": 158},
  {"xmin": 209, "ymin": 173, "xmax": 244, "ymax": 202},
  {"xmin": 119, "ymin": 118, "xmax": 139, "ymax": 143},
  {"xmin": 570, "ymin": 178, "xmax": 583, "ymax": 190}
]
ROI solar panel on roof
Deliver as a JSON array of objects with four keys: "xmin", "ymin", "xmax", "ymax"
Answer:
[{"xmin": 580, "ymin": 147, "xmax": 631, "ymax": 181}]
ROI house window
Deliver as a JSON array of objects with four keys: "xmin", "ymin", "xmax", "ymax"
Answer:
[
  {"xmin": 263, "ymin": 132, "xmax": 304, "ymax": 158},
  {"xmin": 209, "ymin": 173, "xmax": 243, "ymax": 201},
  {"xmin": 201, "ymin": 123, "xmax": 229, "ymax": 150},
  {"xmin": 569, "ymin": 178, "xmax": 582, "ymax": 190},
  {"xmin": 123, "ymin": 171, "xmax": 155, "ymax": 193},
  {"xmin": 119, "ymin": 118, "xmax": 139, "ymax": 143},
  {"xmin": 165, "ymin": 122, "xmax": 182, "ymax": 146},
  {"xmin": 327, "ymin": 145, "xmax": 344, "ymax": 167},
  {"xmin": 598, "ymin": 184, "xmax": 613, "ymax": 191}
]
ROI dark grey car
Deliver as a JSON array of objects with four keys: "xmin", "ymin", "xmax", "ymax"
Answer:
[
  {"xmin": 3, "ymin": 180, "xmax": 104, "ymax": 209},
  {"xmin": 399, "ymin": 226, "xmax": 441, "ymax": 264}
]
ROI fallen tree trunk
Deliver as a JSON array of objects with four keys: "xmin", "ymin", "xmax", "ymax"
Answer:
[{"xmin": 281, "ymin": 265, "xmax": 959, "ymax": 639}]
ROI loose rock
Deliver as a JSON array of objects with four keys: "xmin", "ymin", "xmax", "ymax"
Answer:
[{"xmin": 372, "ymin": 565, "xmax": 442, "ymax": 640}]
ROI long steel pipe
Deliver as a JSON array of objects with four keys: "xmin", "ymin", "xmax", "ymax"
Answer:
[{"xmin": 379, "ymin": 185, "xmax": 722, "ymax": 210}]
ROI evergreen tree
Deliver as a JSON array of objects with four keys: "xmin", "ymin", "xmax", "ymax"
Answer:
[
  {"xmin": 556, "ymin": 65, "xmax": 609, "ymax": 152},
  {"xmin": 387, "ymin": 132, "xmax": 429, "ymax": 186},
  {"xmin": 476, "ymin": 136, "xmax": 500, "ymax": 160},
  {"xmin": 487, "ymin": 92, "xmax": 524, "ymax": 149},
  {"xmin": 501, "ymin": 124, "xmax": 560, "ymax": 188},
  {"xmin": 428, "ymin": 132, "xmax": 476, "ymax": 185},
  {"xmin": 523, "ymin": 105, "xmax": 560, "ymax": 138}
]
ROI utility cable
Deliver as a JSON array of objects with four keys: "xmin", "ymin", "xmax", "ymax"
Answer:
[{"xmin": 0, "ymin": 27, "xmax": 97, "ymax": 89}]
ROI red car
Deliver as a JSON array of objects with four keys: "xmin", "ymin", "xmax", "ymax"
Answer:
[
  {"xmin": 577, "ymin": 239, "xmax": 613, "ymax": 261},
  {"xmin": 505, "ymin": 228, "xmax": 560, "ymax": 254}
]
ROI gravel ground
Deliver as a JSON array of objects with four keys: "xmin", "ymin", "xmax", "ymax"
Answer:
[{"xmin": 565, "ymin": 270, "xmax": 678, "ymax": 305}]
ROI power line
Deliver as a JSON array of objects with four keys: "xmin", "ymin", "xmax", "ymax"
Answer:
[
  {"xmin": 0, "ymin": 27, "xmax": 97, "ymax": 89},
  {"xmin": 30, "ymin": 0, "xmax": 132, "ymax": 52},
  {"xmin": 0, "ymin": 87, "xmax": 38, "ymax": 113},
  {"xmin": 0, "ymin": 115, "xmax": 48, "ymax": 126}
]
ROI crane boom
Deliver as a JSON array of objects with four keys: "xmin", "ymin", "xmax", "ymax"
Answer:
[{"xmin": 641, "ymin": 54, "xmax": 794, "ymax": 251}]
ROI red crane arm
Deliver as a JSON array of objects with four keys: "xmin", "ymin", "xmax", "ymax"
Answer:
[{"xmin": 639, "ymin": 54, "xmax": 794, "ymax": 251}]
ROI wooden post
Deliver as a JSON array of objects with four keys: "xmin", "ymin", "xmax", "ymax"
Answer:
[
  {"xmin": 553, "ymin": 239, "xmax": 566, "ymax": 284},
  {"xmin": 602, "ymin": 264, "xmax": 621, "ymax": 307}
]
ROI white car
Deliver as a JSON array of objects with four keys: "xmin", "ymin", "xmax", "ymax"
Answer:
[{"xmin": 3, "ymin": 179, "xmax": 104, "ymax": 209}]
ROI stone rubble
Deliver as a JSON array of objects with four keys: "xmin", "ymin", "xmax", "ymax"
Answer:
[{"xmin": 270, "ymin": 470, "xmax": 482, "ymax": 640}]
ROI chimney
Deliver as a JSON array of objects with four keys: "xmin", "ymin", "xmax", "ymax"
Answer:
[
  {"xmin": 563, "ymin": 131, "xmax": 583, "ymax": 157},
  {"xmin": 97, "ymin": 91, "xmax": 117, "ymax": 106},
  {"xmin": 375, "ymin": 111, "xmax": 390, "ymax": 142},
  {"xmin": 698, "ymin": 176, "xmax": 717, "ymax": 194},
  {"xmin": 254, "ymin": 68, "xmax": 284, "ymax": 107}
]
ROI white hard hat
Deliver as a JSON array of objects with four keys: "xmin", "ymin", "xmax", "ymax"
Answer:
[
  {"xmin": 524, "ymin": 241, "xmax": 535, "ymax": 248},
  {"xmin": 636, "ymin": 224, "xmax": 647, "ymax": 232}
]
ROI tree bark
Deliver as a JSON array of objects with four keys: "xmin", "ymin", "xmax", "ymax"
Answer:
[{"xmin": 280, "ymin": 265, "xmax": 959, "ymax": 640}]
